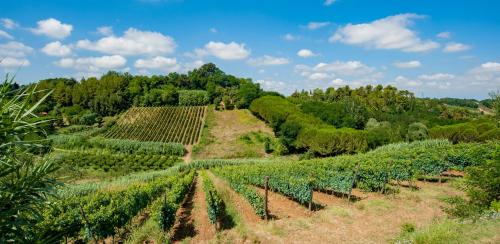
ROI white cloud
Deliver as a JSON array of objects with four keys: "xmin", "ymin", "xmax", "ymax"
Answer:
[
  {"xmin": 0, "ymin": 41, "xmax": 33, "ymax": 57},
  {"xmin": 194, "ymin": 41, "xmax": 250, "ymax": 60},
  {"xmin": 31, "ymin": 18, "xmax": 73, "ymax": 39},
  {"xmin": 248, "ymin": 55, "xmax": 289, "ymax": 66},
  {"xmin": 0, "ymin": 30, "xmax": 13, "ymax": 39},
  {"xmin": 77, "ymin": 28, "xmax": 176, "ymax": 56},
  {"xmin": 330, "ymin": 14, "xmax": 439, "ymax": 52},
  {"xmin": 297, "ymin": 49, "xmax": 316, "ymax": 58},
  {"xmin": 1, "ymin": 18, "xmax": 18, "ymax": 29},
  {"xmin": 437, "ymin": 31, "xmax": 451, "ymax": 39},
  {"xmin": 324, "ymin": 0, "xmax": 336, "ymax": 6},
  {"xmin": 443, "ymin": 42, "xmax": 470, "ymax": 53},
  {"xmin": 306, "ymin": 21, "xmax": 330, "ymax": 30},
  {"xmin": 331, "ymin": 78, "xmax": 346, "ymax": 86},
  {"xmin": 393, "ymin": 60, "xmax": 421, "ymax": 69},
  {"xmin": 0, "ymin": 57, "xmax": 30, "ymax": 68},
  {"xmin": 256, "ymin": 79, "xmax": 286, "ymax": 92},
  {"xmin": 56, "ymin": 55, "xmax": 127, "ymax": 72},
  {"xmin": 309, "ymin": 72, "xmax": 330, "ymax": 80},
  {"xmin": 134, "ymin": 56, "xmax": 180, "ymax": 72},
  {"xmin": 283, "ymin": 33, "xmax": 298, "ymax": 41},
  {"xmin": 418, "ymin": 73, "xmax": 455, "ymax": 80},
  {"xmin": 209, "ymin": 28, "xmax": 218, "ymax": 33},
  {"xmin": 41, "ymin": 41, "xmax": 72, "ymax": 57},
  {"xmin": 97, "ymin": 26, "xmax": 113, "ymax": 36},
  {"xmin": 469, "ymin": 62, "xmax": 500, "ymax": 81},
  {"xmin": 296, "ymin": 60, "xmax": 382, "ymax": 85}
]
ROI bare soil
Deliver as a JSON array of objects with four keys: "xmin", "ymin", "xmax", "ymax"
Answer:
[{"xmin": 253, "ymin": 187, "xmax": 310, "ymax": 219}]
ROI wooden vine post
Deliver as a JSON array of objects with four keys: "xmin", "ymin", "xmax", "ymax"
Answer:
[
  {"xmin": 308, "ymin": 178, "xmax": 314, "ymax": 211},
  {"xmin": 264, "ymin": 176, "xmax": 269, "ymax": 220},
  {"xmin": 348, "ymin": 163, "xmax": 360, "ymax": 203}
]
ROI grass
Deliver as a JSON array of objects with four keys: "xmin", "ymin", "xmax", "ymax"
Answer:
[
  {"xmin": 192, "ymin": 105, "xmax": 216, "ymax": 156},
  {"xmin": 396, "ymin": 217, "xmax": 500, "ymax": 244},
  {"xmin": 125, "ymin": 217, "xmax": 166, "ymax": 244}
]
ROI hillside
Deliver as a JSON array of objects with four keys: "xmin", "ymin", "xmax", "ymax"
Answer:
[{"xmin": 193, "ymin": 108, "xmax": 276, "ymax": 159}]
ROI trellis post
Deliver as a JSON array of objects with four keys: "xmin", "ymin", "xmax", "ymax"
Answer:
[{"xmin": 264, "ymin": 176, "xmax": 269, "ymax": 220}]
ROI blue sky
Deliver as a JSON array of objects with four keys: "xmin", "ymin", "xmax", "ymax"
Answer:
[{"xmin": 1, "ymin": 0, "xmax": 499, "ymax": 99}]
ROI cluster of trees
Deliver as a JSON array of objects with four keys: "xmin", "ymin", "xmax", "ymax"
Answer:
[
  {"xmin": 430, "ymin": 119, "xmax": 500, "ymax": 143},
  {"xmin": 29, "ymin": 63, "xmax": 265, "ymax": 125},
  {"xmin": 250, "ymin": 96, "xmax": 368, "ymax": 156}
]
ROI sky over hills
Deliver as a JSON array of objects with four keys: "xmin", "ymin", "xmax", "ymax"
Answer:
[{"xmin": 1, "ymin": 0, "xmax": 499, "ymax": 99}]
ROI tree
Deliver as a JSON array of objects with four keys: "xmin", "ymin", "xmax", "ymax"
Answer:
[
  {"xmin": 489, "ymin": 90, "xmax": 500, "ymax": 118},
  {"xmin": 0, "ymin": 76, "xmax": 60, "ymax": 242}
]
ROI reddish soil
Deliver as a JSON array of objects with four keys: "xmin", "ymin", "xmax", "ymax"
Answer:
[
  {"xmin": 253, "ymin": 187, "xmax": 310, "ymax": 219},
  {"xmin": 171, "ymin": 176, "xmax": 216, "ymax": 243}
]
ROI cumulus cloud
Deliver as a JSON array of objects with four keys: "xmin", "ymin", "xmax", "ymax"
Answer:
[
  {"xmin": 248, "ymin": 55, "xmax": 289, "ymax": 66},
  {"xmin": 194, "ymin": 41, "xmax": 250, "ymax": 60},
  {"xmin": 41, "ymin": 41, "xmax": 72, "ymax": 57},
  {"xmin": 56, "ymin": 55, "xmax": 127, "ymax": 72},
  {"xmin": 1, "ymin": 18, "xmax": 18, "ymax": 29},
  {"xmin": 393, "ymin": 60, "xmax": 421, "ymax": 69},
  {"xmin": 443, "ymin": 42, "xmax": 470, "ymax": 53},
  {"xmin": 324, "ymin": 0, "xmax": 336, "ymax": 6},
  {"xmin": 97, "ymin": 26, "xmax": 113, "ymax": 36},
  {"xmin": 134, "ymin": 56, "xmax": 180, "ymax": 72},
  {"xmin": 469, "ymin": 62, "xmax": 500, "ymax": 81},
  {"xmin": 0, "ymin": 41, "xmax": 33, "ymax": 57},
  {"xmin": 77, "ymin": 28, "xmax": 176, "ymax": 56},
  {"xmin": 330, "ymin": 14, "xmax": 439, "ymax": 52},
  {"xmin": 306, "ymin": 21, "xmax": 330, "ymax": 30},
  {"xmin": 0, "ymin": 30, "xmax": 13, "ymax": 39},
  {"xmin": 0, "ymin": 57, "xmax": 30, "ymax": 68},
  {"xmin": 297, "ymin": 49, "xmax": 316, "ymax": 58},
  {"xmin": 437, "ymin": 31, "xmax": 451, "ymax": 39},
  {"xmin": 31, "ymin": 18, "xmax": 73, "ymax": 39}
]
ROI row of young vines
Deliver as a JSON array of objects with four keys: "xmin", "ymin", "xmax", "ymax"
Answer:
[
  {"xmin": 103, "ymin": 106, "xmax": 206, "ymax": 145},
  {"xmin": 34, "ymin": 170, "xmax": 195, "ymax": 242}
]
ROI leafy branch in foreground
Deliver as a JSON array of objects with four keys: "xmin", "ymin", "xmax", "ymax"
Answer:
[{"xmin": 0, "ymin": 74, "xmax": 59, "ymax": 243}]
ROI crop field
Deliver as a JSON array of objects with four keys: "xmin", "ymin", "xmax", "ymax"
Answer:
[{"xmin": 103, "ymin": 106, "xmax": 207, "ymax": 145}]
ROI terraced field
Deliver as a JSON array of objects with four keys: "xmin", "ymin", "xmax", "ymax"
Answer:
[{"xmin": 104, "ymin": 106, "xmax": 207, "ymax": 145}]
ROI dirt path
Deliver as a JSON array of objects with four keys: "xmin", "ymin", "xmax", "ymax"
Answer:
[
  {"xmin": 183, "ymin": 145, "xmax": 193, "ymax": 163},
  {"xmin": 253, "ymin": 187, "xmax": 310, "ymax": 219},
  {"xmin": 171, "ymin": 176, "xmax": 216, "ymax": 243},
  {"xmin": 171, "ymin": 179, "xmax": 197, "ymax": 242},
  {"xmin": 207, "ymin": 171, "xmax": 261, "ymax": 224}
]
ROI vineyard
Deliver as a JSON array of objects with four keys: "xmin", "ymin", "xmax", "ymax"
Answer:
[
  {"xmin": 29, "ymin": 139, "xmax": 498, "ymax": 243},
  {"xmin": 104, "ymin": 106, "xmax": 207, "ymax": 145}
]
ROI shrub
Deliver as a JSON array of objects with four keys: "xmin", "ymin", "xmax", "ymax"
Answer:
[
  {"xmin": 296, "ymin": 127, "xmax": 368, "ymax": 156},
  {"xmin": 407, "ymin": 122, "xmax": 429, "ymax": 142},
  {"xmin": 79, "ymin": 112, "xmax": 99, "ymax": 125}
]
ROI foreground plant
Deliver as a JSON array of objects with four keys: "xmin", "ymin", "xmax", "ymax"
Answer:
[{"xmin": 0, "ymin": 75, "xmax": 59, "ymax": 242}]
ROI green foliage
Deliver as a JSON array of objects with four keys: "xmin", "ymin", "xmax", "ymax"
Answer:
[
  {"xmin": 79, "ymin": 112, "xmax": 99, "ymax": 125},
  {"xmin": 251, "ymin": 96, "xmax": 368, "ymax": 156},
  {"xmin": 211, "ymin": 168, "xmax": 266, "ymax": 218},
  {"xmin": 407, "ymin": 122, "xmax": 429, "ymax": 142},
  {"xmin": 300, "ymin": 100, "xmax": 367, "ymax": 129},
  {"xmin": 0, "ymin": 77, "xmax": 60, "ymax": 243},
  {"xmin": 50, "ymin": 135, "xmax": 185, "ymax": 156},
  {"xmin": 201, "ymin": 171, "xmax": 225, "ymax": 226},
  {"xmin": 429, "ymin": 119, "xmax": 499, "ymax": 143},
  {"xmin": 296, "ymin": 127, "xmax": 368, "ymax": 156},
  {"xmin": 36, "ymin": 170, "xmax": 194, "ymax": 241},
  {"xmin": 104, "ymin": 106, "xmax": 206, "ymax": 145},
  {"xmin": 438, "ymin": 97, "xmax": 479, "ymax": 108},
  {"xmin": 178, "ymin": 90, "xmax": 209, "ymax": 106},
  {"xmin": 50, "ymin": 150, "xmax": 180, "ymax": 173}
]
